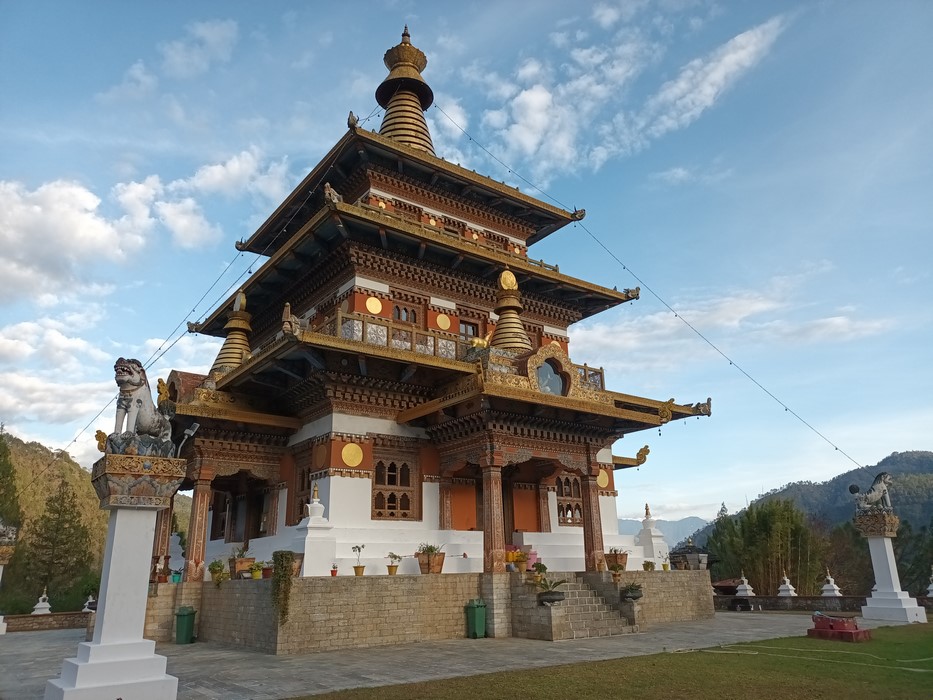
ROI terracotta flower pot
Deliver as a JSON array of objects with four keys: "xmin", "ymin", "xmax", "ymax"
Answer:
[
  {"xmin": 353, "ymin": 565, "xmax": 365, "ymax": 576},
  {"xmin": 330, "ymin": 569, "xmax": 338, "ymax": 576},
  {"xmin": 387, "ymin": 564, "xmax": 399, "ymax": 575},
  {"xmin": 262, "ymin": 567, "xmax": 273, "ymax": 579}
]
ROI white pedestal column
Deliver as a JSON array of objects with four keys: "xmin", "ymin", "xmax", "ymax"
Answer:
[
  {"xmin": 45, "ymin": 509, "xmax": 177, "ymax": 699},
  {"xmin": 293, "ymin": 495, "xmax": 337, "ymax": 576},
  {"xmin": 861, "ymin": 536, "xmax": 927, "ymax": 623},
  {"xmin": 45, "ymin": 453, "xmax": 185, "ymax": 700},
  {"xmin": 0, "ymin": 562, "xmax": 6, "ymax": 635}
]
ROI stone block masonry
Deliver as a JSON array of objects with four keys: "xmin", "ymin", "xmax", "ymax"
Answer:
[
  {"xmin": 3, "ymin": 612, "xmax": 90, "ymax": 633},
  {"xmin": 199, "ymin": 574, "xmax": 484, "ymax": 654},
  {"xmin": 144, "ymin": 580, "xmax": 204, "ymax": 642}
]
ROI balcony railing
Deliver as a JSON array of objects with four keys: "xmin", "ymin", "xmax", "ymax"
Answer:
[
  {"xmin": 573, "ymin": 363, "xmax": 605, "ymax": 391},
  {"xmin": 313, "ymin": 310, "xmax": 474, "ymax": 362}
]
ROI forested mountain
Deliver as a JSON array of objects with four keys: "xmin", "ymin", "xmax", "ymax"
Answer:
[{"xmin": 755, "ymin": 451, "xmax": 933, "ymax": 528}]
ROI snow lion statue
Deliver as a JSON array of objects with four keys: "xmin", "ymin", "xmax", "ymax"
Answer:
[
  {"xmin": 849, "ymin": 472, "xmax": 893, "ymax": 511},
  {"xmin": 107, "ymin": 357, "xmax": 174, "ymax": 456}
]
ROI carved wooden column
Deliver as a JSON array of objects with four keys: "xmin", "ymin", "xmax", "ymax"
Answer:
[
  {"xmin": 184, "ymin": 476, "xmax": 213, "ymax": 581},
  {"xmin": 581, "ymin": 472, "xmax": 606, "ymax": 572},
  {"xmin": 151, "ymin": 496, "xmax": 174, "ymax": 563},
  {"xmin": 438, "ymin": 478, "xmax": 453, "ymax": 530},
  {"xmin": 537, "ymin": 484, "xmax": 551, "ymax": 533},
  {"xmin": 482, "ymin": 464, "xmax": 506, "ymax": 573}
]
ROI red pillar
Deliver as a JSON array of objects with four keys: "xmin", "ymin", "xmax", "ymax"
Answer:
[
  {"xmin": 184, "ymin": 476, "xmax": 213, "ymax": 581},
  {"xmin": 581, "ymin": 473, "xmax": 606, "ymax": 572}
]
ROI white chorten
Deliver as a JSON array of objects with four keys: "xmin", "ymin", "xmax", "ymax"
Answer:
[{"xmin": 821, "ymin": 569, "xmax": 843, "ymax": 597}]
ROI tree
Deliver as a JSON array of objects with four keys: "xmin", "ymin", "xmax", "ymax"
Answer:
[
  {"xmin": 707, "ymin": 499, "xmax": 827, "ymax": 595},
  {"xmin": 0, "ymin": 427, "xmax": 23, "ymax": 528},
  {"xmin": 23, "ymin": 478, "xmax": 91, "ymax": 596}
]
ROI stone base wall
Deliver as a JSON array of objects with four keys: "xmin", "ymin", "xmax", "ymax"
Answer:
[
  {"xmin": 583, "ymin": 570, "xmax": 714, "ymax": 625},
  {"xmin": 199, "ymin": 574, "xmax": 484, "ymax": 654},
  {"xmin": 143, "ymin": 580, "xmax": 204, "ymax": 642},
  {"xmin": 713, "ymin": 595, "xmax": 866, "ymax": 613},
  {"xmin": 3, "ymin": 611, "xmax": 90, "ymax": 633},
  {"xmin": 193, "ymin": 569, "xmax": 715, "ymax": 654}
]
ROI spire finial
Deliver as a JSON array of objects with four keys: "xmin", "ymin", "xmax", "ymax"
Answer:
[
  {"xmin": 376, "ymin": 28, "xmax": 435, "ymax": 154},
  {"xmin": 402, "ymin": 25, "xmax": 410, "ymax": 43}
]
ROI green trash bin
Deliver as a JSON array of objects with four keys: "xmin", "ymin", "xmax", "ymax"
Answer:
[
  {"xmin": 175, "ymin": 606, "xmax": 196, "ymax": 644},
  {"xmin": 465, "ymin": 598, "xmax": 486, "ymax": 638}
]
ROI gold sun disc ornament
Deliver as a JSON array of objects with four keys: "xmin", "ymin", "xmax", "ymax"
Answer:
[
  {"xmin": 596, "ymin": 469, "xmax": 610, "ymax": 488},
  {"xmin": 436, "ymin": 313, "xmax": 451, "ymax": 330},
  {"xmin": 499, "ymin": 269, "xmax": 518, "ymax": 290},
  {"xmin": 341, "ymin": 443, "xmax": 364, "ymax": 468},
  {"xmin": 365, "ymin": 296, "xmax": 383, "ymax": 315}
]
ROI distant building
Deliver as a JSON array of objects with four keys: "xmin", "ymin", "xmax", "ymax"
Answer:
[{"xmin": 158, "ymin": 28, "xmax": 710, "ymax": 578}]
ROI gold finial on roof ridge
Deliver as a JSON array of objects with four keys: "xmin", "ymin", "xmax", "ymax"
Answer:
[{"xmin": 376, "ymin": 27, "xmax": 435, "ymax": 155}]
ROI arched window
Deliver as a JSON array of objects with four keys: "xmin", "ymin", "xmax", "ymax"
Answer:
[
  {"xmin": 556, "ymin": 472, "xmax": 583, "ymax": 526},
  {"xmin": 372, "ymin": 458, "xmax": 419, "ymax": 521}
]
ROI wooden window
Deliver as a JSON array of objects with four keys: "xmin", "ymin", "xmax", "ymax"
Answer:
[
  {"xmin": 372, "ymin": 458, "xmax": 419, "ymax": 520},
  {"xmin": 459, "ymin": 321, "xmax": 479, "ymax": 339},
  {"xmin": 556, "ymin": 473, "xmax": 583, "ymax": 526}
]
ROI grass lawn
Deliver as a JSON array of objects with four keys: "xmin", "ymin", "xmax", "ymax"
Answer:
[{"xmin": 300, "ymin": 624, "xmax": 933, "ymax": 700}]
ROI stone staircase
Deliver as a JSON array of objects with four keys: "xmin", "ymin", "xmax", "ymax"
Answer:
[{"xmin": 552, "ymin": 573, "xmax": 638, "ymax": 640}]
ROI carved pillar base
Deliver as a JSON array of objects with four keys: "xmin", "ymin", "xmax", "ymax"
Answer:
[
  {"xmin": 46, "ymin": 455, "xmax": 184, "ymax": 700},
  {"xmin": 482, "ymin": 465, "xmax": 506, "ymax": 573},
  {"xmin": 581, "ymin": 474, "xmax": 605, "ymax": 572},
  {"xmin": 185, "ymin": 478, "xmax": 213, "ymax": 582}
]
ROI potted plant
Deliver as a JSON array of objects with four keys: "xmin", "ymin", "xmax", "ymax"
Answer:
[
  {"xmin": 532, "ymin": 561, "xmax": 547, "ymax": 585},
  {"xmin": 621, "ymin": 582, "xmax": 643, "ymax": 601},
  {"xmin": 249, "ymin": 561, "xmax": 264, "ymax": 579},
  {"xmin": 386, "ymin": 552, "xmax": 402, "ymax": 575},
  {"xmin": 229, "ymin": 545, "xmax": 254, "ymax": 579},
  {"xmin": 605, "ymin": 547, "xmax": 629, "ymax": 570},
  {"xmin": 661, "ymin": 553, "xmax": 670, "ymax": 571},
  {"xmin": 642, "ymin": 560, "xmax": 656, "ymax": 571},
  {"xmin": 416, "ymin": 543, "xmax": 445, "ymax": 574},
  {"xmin": 156, "ymin": 561, "xmax": 170, "ymax": 584},
  {"xmin": 513, "ymin": 550, "xmax": 529, "ymax": 573},
  {"xmin": 331, "ymin": 563, "xmax": 338, "ymax": 577},
  {"xmin": 352, "ymin": 545, "xmax": 365, "ymax": 576},
  {"xmin": 535, "ymin": 577, "xmax": 568, "ymax": 606},
  {"xmin": 609, "ymin": 563, "xmax": 625, "ymax": 584},
  {"xmin": 170, "ymin": 568, "xmax": 183, "ymax": 584},
  {"xmin": 208, "ymin": 559, "xmax": 226, "ymax": 584},
  {"xmin": 261, "ymin": 561, "xmax": 274, "ymax": 579}
]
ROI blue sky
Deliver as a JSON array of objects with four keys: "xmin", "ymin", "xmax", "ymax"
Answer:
[{"xmin": 1, "ymin": 1, "xmax": 931, "ymax": 521}]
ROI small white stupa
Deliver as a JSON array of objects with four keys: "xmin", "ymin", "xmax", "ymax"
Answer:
[
  {"xmin": 926, "ymin": 566, "xmax": 933, "ymax": 597},
  {"xmin": 81, "ymin": 596, "xmax": 96, "ymax": 613},
  {"xmin": 735, "ymin": 571, "xmax": 756, "ymax": 597},
  {"xmin": 777, "ymin": 570, "xmax": 798, "ymax": 597},
  {"xmin": 31, "ymin": 587, "xmax": 52, "ymax": 615},
  {"xmin": 821, "ymin": 568, "xmax": 843, "ymax": 597}
]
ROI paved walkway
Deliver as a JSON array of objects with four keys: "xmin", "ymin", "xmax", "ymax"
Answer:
[{"xmin": 0, "ymin": 613, "xmax": 897, "ymax": 699}]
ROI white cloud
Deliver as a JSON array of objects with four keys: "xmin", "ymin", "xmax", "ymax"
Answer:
[
  {"xmin": 155, "ymin": 198, "xmax": 222, "ymax": 249},
  {"xmin": 651, "ymin": 166, "xmax": 694, "ymax": 183},
  {"xmin": 96, "ymin": 60, "xmax": 158, "ymax": 103},
  {"xmin": 593, "ymin": 3, "xmax": 623, "ymax": 29},
  {"xmin": 0, "ymin": 180, "xmax": 147, "ymax": 304},
  {"xmin": 159, "ymin": 19, "xmax": 239, "ymax": 79},
  {"xmin": 642, "ymin": 16, "xmax": 785, "ymax": 139},
  {"xmin": 433, "ymin": 94, "xmax": 469, "ymax": 144}
]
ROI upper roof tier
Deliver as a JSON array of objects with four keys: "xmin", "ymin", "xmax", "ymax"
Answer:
[{"xmin": 238, "ymin": 29, "xmax": 585, "ymax": 257}]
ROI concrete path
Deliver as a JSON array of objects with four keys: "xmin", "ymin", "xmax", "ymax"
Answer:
[{"xmin": 0, "ymin": 613, "xmax": 898, "ymax": 699}]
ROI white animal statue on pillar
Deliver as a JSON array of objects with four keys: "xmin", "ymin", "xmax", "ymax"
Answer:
[
  {"xmin": 106, "ymin": 358, "xmax": 175, "ymax": 457},
  {"xmin": 849, "ymin": 472, "xmax": 893, "ymax": 511}
]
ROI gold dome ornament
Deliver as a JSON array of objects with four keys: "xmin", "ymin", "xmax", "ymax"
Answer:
[
  {"xmin": 499, "ymin": 269, "xmax": 518, "ymax": 290},
  {"xmin": 375, "ymin": 27, "xmax": 435, "ymax": 155}
]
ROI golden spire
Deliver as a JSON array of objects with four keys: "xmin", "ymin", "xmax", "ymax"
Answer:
[
  {"xmin": 489, "ymin": 269, "xmax": 532, "ymax": 352},
  {"xmin": 209, "ymin": 289, "xmax": 252, "ymax": 376},
  {"xmin": 375, "ymin": 26, "xmax": 435, "ymax": 155}
]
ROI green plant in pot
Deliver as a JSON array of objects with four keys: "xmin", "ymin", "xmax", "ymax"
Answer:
[
  {"xmin": 608, "ymin": 563, "xmax": 625, "ymax": 583},
  {"xmin": 352, "ymin": 545, "xmax": 366, "ymax": 576},
  {"xmin": 386, "ymin": 552, "xmax": 402, "ymax": 575},
  {"xmin": 535, "ymin": 577, "xmax": 567, "ymax": 606},
  {"xmin": 415, "ymin": 543, "xmax": 445, "ymax": 574},
  {"xmin": 621, "ymin": 581, "xmax": 643, "ymax": 601},
  {"xmin": 208, "ymin": 560, "xmax": 228, "ymax": 586},
  {"xmin": 248, "ymin": 561, "xmax": 264, "ymax": 579},
  {"xmin": 532, "ymin": 561, "xmax": 547, "ymax": 584},
  {"xmin": 605, "ymin": 547, "xmax": 629, "ymax": 570}
]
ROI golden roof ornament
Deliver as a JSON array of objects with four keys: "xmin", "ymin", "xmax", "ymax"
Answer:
[
  {"xmin": 209, "ymin": 289, "xmax": 253, "ymax": 376},
  {"xmin": 375, "ymin": 27, "xmax": 436, "ymax": 155},
  {"xmin": 489, "ymin": 267, "xmax": 531, "ymax": 352}
]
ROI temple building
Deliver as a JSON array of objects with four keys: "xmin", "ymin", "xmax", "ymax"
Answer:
[{"xmin": 160, "ymin": 28, "xmax": 710, "ymax": 581}]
